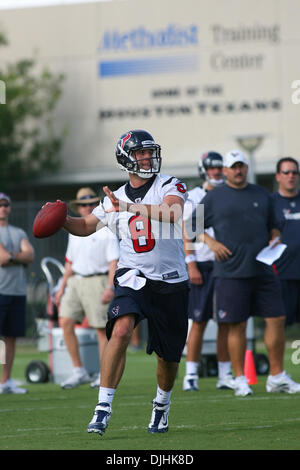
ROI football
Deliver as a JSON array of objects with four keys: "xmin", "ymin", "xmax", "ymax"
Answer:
[{"xmin": 33, "ymin": 200, "xmax": 67, "ymax": 238}]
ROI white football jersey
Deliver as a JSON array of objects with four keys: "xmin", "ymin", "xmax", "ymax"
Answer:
[
  {"xmin": 183, "ymin": 186, "xmax": 215, "ymax": 262},
  {"xmin": 93, "ymin": 174, "xmax": 189, "ymax": 283}
]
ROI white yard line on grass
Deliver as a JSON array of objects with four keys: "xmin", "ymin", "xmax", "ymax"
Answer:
[
  {"xmin": 1, "ymin": 392, "xmax": 299, "ymax": 414},
  {"xmin": 1, "ymin": 417, "xmax": 300, "ymax": 440}
]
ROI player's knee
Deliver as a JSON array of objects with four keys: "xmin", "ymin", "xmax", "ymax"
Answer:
[{"xmin": 112, "ymin": 316, "xmax": 134, "ymax": 344}]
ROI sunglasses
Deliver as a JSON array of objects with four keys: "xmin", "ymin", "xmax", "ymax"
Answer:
[
  {"xmin": 78, "ymin": 203, "xmax": 96, "ymax": 207},
  {"xmin": 0, "ymin": 203, "xmax": 10, "ymax": 208},
  {"xmin": 281, "ymin": 170, "xmax": 298, "ymax": 175}
]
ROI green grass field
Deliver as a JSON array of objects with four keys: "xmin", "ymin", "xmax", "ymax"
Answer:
[{"xmin": 1, "ymin": 343, "xmax": 300, "ymax": 451}]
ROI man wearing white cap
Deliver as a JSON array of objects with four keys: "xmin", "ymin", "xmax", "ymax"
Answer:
[
  {"xmin": 54, "ymin": 187, "xmax": 119, "ymax": 389},
  {"xmin": 182, "ymin": 152, "xmax": 235, "ymax": 392},
  {"xmin": 0, "ymin": 192, "xmax": 34, "ymax": 394},
  {"xmin": 198, "ymin": 150, "xmax": 300, "ymax": 397}
]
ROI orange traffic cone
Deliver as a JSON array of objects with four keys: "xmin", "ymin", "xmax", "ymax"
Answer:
[{"xmin": 244, "ymin": 350, "xmax": 257, "ymax": 385}]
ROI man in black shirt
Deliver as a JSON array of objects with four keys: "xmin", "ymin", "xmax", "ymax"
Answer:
[{"xmin": 200, "ymin": 150, "xmax": 300, "ymax": 396}]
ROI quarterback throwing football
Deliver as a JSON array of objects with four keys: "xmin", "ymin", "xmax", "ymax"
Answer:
[{"xmin": 63, "ymin": 130, "xmax": 190, "ymax": 436}]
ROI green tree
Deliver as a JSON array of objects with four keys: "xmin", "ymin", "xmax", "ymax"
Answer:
[{"xmin": 0, "ymin": 32, "xmax": 65, "ymax": 190}]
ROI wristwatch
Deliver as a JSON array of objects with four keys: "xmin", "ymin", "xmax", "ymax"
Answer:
[{"xmin": 9, "ymin": 253, "xmax": 14, "ymax": 262}]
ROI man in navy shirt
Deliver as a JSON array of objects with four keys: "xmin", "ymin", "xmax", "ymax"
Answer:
[
  {"xmin": 182, "ymin": 152, "xmax": 234, "ymax": 393},
  {"xmin": 272, "ymin": 157, "xmax": 300, "ymax": 326},
  {"xmin": 199, "ymin": 150, "xmax": 300, "ymax": 397}
]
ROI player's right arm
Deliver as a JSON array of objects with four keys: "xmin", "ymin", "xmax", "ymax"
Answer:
[
  {"xmin": 63, "ymin": 213, "xmax": 104, "ymax": 237},
  {"xmin": 103, "ymin": 186, "xmax": 185, "ymax": 223},
  {"xmin": 183, "ymin": 223, "xmax": 203, "ymax": 285}
]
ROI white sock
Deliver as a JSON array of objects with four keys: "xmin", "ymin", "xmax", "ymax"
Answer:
[
  {"xmin": 74, "ymin": 367, "xmax": 86, "ymax": 375},
  {"xmin": 98, "ymin": 386, "xmax": 116, "ymax": 406},
  {"xmin": 155, "ymin": 385, "xmax": 172, "ymax": 405},
  {"xmin": 270, "ymin": 371, "xmax": 284, "ymax": 379},
  {"xmin": 235, "ymin": 375, "xmax": 247, "ymax": 382},
  {"xmin": 218, "ymin": 361, "xmax": 231, "ymax": 378},
  {"xmin": 186, "ymin": 361, "xmax": 198, "ymax": 376}
]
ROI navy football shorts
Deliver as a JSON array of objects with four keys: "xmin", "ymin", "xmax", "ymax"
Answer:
[
  {"xmin": 214, "ymin": 274, "xmax": 285, "ymax": 323},
  {"xmin": 107, "ymin": 281, "xmax": 189, "ymax": 363},
  {"xmin": 279, "ymin": 279, "xmax": 300, "ymax": 326},
  {"xmin": 0, "ymin": 294, "xmax": 27, "ymax": 337},
  {"xmin": 188, "ymin": 261, "xmax": 214, "ymax": 323}
]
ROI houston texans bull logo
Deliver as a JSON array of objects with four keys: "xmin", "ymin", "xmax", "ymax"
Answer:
[{"xmin": 118, "ymin": 132, "xmax": 132, "ymax": 156}]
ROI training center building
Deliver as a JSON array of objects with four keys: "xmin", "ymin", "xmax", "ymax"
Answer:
[{"xmin": 1, "ymin": 0, "xmax": 300, "ymax": 202}]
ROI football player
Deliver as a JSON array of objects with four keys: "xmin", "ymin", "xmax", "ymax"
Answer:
[{"xmin": 62, "ymin": 130, "xmax": 190, "ymax": 435}]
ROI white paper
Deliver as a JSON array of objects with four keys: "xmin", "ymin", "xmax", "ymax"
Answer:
[
  {"xmin": 117, "ymin": 269, "xmax": 146, "ymax": 290},
  {"xmin": 256, "ymin": 237, "xmax": 287, "ymax": 265}
]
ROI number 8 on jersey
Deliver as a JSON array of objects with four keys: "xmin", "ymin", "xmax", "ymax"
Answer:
[{"xmin": 128, "ymin": 215, "xmax": 155, "ymax": 253}]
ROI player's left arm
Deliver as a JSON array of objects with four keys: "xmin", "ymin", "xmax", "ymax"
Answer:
[{"xmin": 103, "ymin": 186, "xmax": 184, "ymax": 223}]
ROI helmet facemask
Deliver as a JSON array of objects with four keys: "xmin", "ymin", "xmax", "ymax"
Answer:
[
  {"xmin": 116, "ymin": 130, "xmax": 162, "ymax": 178},
  {"xmin": 128, "ymin": 147, "xmax": 161, "ymax": 179},
  {"xmin": 117, "ymin": 145, "xmax": 161, "ymax": 178},
  {"xmin": 198, "ymin": 152, "xmax": 224, "ymax": 187}
]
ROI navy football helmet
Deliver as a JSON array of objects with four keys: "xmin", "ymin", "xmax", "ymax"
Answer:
[
  {"xmin": 198, "ymin": 151, "xmax": 224, "ymax": 186},
  {"xmin": 116, "ymin": 130, "xmax": 161, "ymax": 179}
]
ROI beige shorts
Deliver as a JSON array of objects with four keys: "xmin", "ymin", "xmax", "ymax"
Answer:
[{"xmin": 59, "ymin": 274, "xmax": 109, "ymax": 328}]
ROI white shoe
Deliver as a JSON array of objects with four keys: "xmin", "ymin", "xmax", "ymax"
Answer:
[
  {"xmin": 216, "ymin": 373, "xmax": 236, "ymax": 390},
  {"xmin": 266, "ymin": 371, "xmax": 300, "ymax": 394},
  {"xmin": 148, "ymin": 400, "xmax": 170, "ymax": 433},
  {"xmin": 61, "ymin": 369, "xmax": 91, "ymax": 389},
  {"xmin": 90, "ymin": 373, "xmax": 100, "ymax": 389},
  {"xmin": 183, "ymin": 374, "xmax": 199, "ymax": 391},
  {"xmin": 234, "ymin": 375, "xmax": 253, "ymax": 397},
  {"xmin": 87, "ymin": 402, "xmax": 112, "ymax": 435},
  {"xmin": 0, "ymin": 379, "xmax": 28, "ymax": 394}
]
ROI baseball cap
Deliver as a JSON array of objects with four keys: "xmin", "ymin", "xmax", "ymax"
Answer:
[
  {"xmin": 0, "ymin": 192, "xmax": 11, "ymax": 204},
  {"xmin": 223, "ymin": 150, "xmax": 248, "ymax": 168}
]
